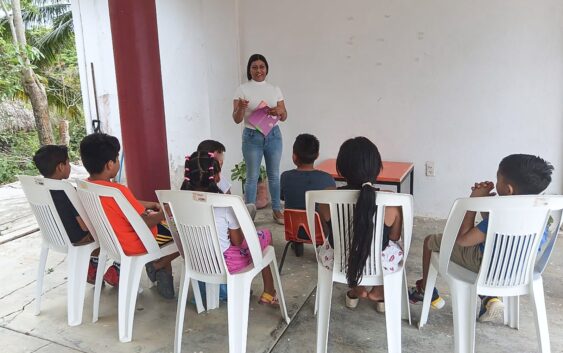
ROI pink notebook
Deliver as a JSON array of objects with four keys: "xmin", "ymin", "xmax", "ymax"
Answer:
[{"xmin": 247, "ymin": 102, "xmax": 279, "ymax": 136}]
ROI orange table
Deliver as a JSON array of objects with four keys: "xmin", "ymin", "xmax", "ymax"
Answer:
[{"xmin": 315, "ymin": 159, "xmax": 414, "ymax": 194}]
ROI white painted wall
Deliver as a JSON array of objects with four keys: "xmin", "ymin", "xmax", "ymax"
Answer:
[
  {"xmin": 238, "ymin": 0, "xmax": 563, "ymax": 217},
  {"xmin": 156, "ymin": 0, "xmax": 241, "ymax": 191},
  {"xmin": 70, "ymin": 0, "xmax": 121, "ymax": 139}
]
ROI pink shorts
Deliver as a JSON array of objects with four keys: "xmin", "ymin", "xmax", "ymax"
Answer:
[{"xmin": 223, "ymin": 228, "xmax": 272, "ymax": 273}]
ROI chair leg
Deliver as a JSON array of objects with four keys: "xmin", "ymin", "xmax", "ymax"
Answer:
[
  {"xmin": 503, "ymin": 296, "xmax": 519, "ymax": 329},
  {"xmin": 92, "ymin": 250, "xmax": 107, "ymax": 323},
  {"xmin": 118, "ymin": 258, "xmax": 143, "ymax": 343},
  {"xmin": 383, "ymin": 270, "xmax": 403, "ymax": 353},
  {"xmin": 401, "ymin": 269, "xmax": 412, "ymax": 325},
  {"xmin": 270, "ymin": 259, "xmax": 290, "ymax": 324},
  {"xmin": 35, "ymin": 245, "xmax": 49, "ymax": 316},
  {"xmin": 66, "ymin": 246, "xmax": 91, "ymax": 326},
  {"xmin": 206, "ymin": 283, "xmax": 220, "ymax": 310},
  {"xmin": 418, "ymin": 261, "xmax": 438, "ymax": 329},
  {"xmin": 192, "ymin": 279, "xmax": 205, "ymax": 314},
  {"xmin": 227, "ymin": 276, "xmax": 252, "ymax": 353},
  {"xmin": 450, "ymin": 281, "xmax": 477, "ymax": 353},
  {"xmin": 316, "ymin": 265, "xmax": 333, "ymax": 353},
  {"xmin": 175, "ymin": 266, "xmax": 190, "ymax": 353},
  {"xmin": 278, "ymin": 242, "xmax": 292, "ymax": 274},
  {"xmin": 531, "ymin": 278, "xmax": 550, "ymax": 353},
  {"xmin": 314, "ymin": 284, "xmax": 319, "ymax": 316}
]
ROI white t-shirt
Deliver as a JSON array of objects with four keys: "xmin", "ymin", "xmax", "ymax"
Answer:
[
  {"xmin": 234, "ymin": 80, "xmax": 284, "ymax": 129},
  {"xmin": 217, "ymin": 175, "xmax": 231, "ymax": 194},
  {"xmin": 213, "ymin": 206, "xmax": 240, "ymax": 253}
]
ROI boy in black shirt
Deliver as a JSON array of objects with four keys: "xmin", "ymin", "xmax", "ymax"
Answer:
[{"xmin": 33, "ymin": 145, "xmax": 120, "ymax": 286}]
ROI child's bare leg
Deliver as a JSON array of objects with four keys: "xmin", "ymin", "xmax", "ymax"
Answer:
[
  {"xmin": 348, "ymin": 286, "xmax": 368, "ymax": 299},
  {"xmin": 152, "ymin": 253, "xmax": 179, "ymax": 272},
  {"xmin": 367, "ymin": 286, "xmax": 384, "ymax": 301},
  {"xmin": 421, "ymin": 235, "xmax": 432, "ymax": 289},
  {"xmin": 261, "ymin": 266, "xmax": 275, "ymax": 295}
]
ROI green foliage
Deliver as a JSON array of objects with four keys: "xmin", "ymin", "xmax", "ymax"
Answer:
[
  {"xmin": 0, "ymin": 130, "xmax": 40, "ymax": 184},
  {"xmin": 67, "ymin": 118, "xmax": 85, "ymax": 160},
  {"xmin": 0, "ymin": 119, "xmax": 85, "ymax": 185},
  {"xmin": 0, "ymin": 32, "xmax": 22, "ymax": 99},
  {"xmin": 230, "ymin": 160, "xmax": 267, "ymax": 183}
]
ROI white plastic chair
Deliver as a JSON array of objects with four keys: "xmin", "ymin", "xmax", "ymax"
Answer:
[
  {"xmin": 75, "ymin": 180, "xmax": 178, "ymax": 342},
  {"xmin": 156, "ymin": 190, "xmax": 290, "ymax": 353},
  {"xmin": 306, "ymin": 190, "xmax": 413, "ymax": 353},
  {"xmin": 18, "ymin": 175, "xmax": 99, "ymax": 326},
  {"xmin": 418, "ymin": 195, "xmax": 563, "ymax": 353}
]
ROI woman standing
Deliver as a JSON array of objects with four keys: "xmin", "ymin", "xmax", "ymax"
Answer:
[{"xmin": 233, "ymin": 54, "xmax": 287, "ymax": 224}]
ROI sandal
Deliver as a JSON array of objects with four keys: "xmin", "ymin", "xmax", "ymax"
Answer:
[
  {"xmin": 375, "ymin": 301, "xmax": 385, "ymax": 313},
  {"xmin": 258, "ymin": 292, "xmax": 279, "ymax": 306},
  {"xmin": 345, "ymin": 291, "xmax": 359, "ymax": 309}
]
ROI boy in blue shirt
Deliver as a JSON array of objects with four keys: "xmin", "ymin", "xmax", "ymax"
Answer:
[
  {"xmin": 280, "ymin": 134, "xmax": 336, "ymax": 255},
  {"xmin": 409, "ymin": 154, "xmax": 553, "ymax": 322}
]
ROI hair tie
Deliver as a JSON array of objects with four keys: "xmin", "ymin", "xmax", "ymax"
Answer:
[
  {"xmin": 362, "ymin": 182, "xmax": 375, "ymax": 188},
  {"xmin": 185, "ymin": 155, "xmax": 190, "ymax": 161},
  {"xmin": 208, "ymin": 175, "xmax": 214, "ymax": 180},
  {"xmin": 208, "ymin": 166, "xmax": 214, "ymax": 171},
  {"xmin": 184, "ymin": 177, "xmax": 190, "ymax": 182},
  {"xmin": 185, "ymin": 168, "xmax": 189, "ymax": 172},
  {"xmin": 208, "ymin": 152, "xmax": 215, "ymax": 158}
]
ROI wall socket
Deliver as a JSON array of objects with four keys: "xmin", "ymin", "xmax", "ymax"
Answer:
[{"xmin": 425, "ymin": 161, "xmax": 436, "ymax": 176}]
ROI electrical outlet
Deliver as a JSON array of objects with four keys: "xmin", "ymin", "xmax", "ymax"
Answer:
[{"xmin": 425, "ymin": 161, "xmax": 435, "ymax": 177}]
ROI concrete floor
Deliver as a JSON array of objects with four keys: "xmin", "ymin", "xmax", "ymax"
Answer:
[{"xmin": 1, "ymin": 211, "xmax": 562, "ymax": 353}]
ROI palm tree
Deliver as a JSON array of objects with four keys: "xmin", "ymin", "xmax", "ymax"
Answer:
[{"xmin": 0, "ymin": 0, "xmax": 80, "ymax": 144}]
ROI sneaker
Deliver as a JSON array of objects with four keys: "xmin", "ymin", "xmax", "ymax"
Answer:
[
  {"xmin": 87, "ymin": 262, "xmax": 97, "ymax": 285},
  {"xmin": 408, "ymin": 279, "xmax": 445, "ymax": 309},
  {"xmin": 345, "ymin": 291, "xmax": 359, "ymax": 309},
  {"xmin": 155, "ymin": 269, "xmax": 175, "ymax": 299},
  {"xmin": 478, "ymin": 297, "xmax": 504, "ymax": 323},
  {"xmin": 103, "ymin": 264, "xmax": 120, "ymax": 287}
]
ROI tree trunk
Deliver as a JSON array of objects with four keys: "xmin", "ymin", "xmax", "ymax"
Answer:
[
  {"xmin": 6, "ymin": 0, "xmax": 54, "ymax": 145},
  {"xmin": 58, "ymin": 119, "xmax": 70, "ymax": 145}
]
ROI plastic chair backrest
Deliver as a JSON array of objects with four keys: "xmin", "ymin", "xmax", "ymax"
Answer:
[
  {"xmin": 18, "ymin": 175, "xmax": 96, "ymax": 253},
  {"xmin": 306, "ymin": 190, "xmax": 413, "ymax": 285},
  {"xmin": 438, "ymin": 195, "xmax": 563, "ymax": 292},
  {"xmin": 75, "ymin": 180, "xmax": 160, "ymax": 261},
  {"xmin": 156, "ymin": 190, "xmax": 264, "ymax": 276},
  {"xmin": 284, "ymin": 209, "xmax": 325, "ymax": 244},
  {"xmin": 535, "ymin": 207, "xmax": 563, "ymax": 274}
]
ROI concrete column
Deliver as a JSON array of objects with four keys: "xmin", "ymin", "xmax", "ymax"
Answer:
[{"xmin": 108, "ymin": 0, "xmax": 170, "ymax": 201}]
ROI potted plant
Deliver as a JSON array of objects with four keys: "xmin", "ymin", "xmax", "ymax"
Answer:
[{"xmin": 231, "ymin": 160, "xmax": 269, "ymax": 209}]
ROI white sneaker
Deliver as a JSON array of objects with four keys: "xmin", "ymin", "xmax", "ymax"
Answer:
[{"xmin": 478, "ymin": 297, "xmax": 504, "ymax": 323}]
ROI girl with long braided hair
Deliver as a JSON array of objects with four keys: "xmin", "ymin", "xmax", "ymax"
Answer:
[{"xmin": 181, "ymin": 151, "xmax": 279, "ymax": 305}]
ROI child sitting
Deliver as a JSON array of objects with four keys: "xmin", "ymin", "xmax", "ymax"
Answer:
[
  {"xmin": 181, "ymin": 151, "xmax": 279, "ymax": 305},
  {"xmin": 409, "ymin": 154, "xmax": 554, "ymax": 322},
  {"xmin": 79, "ymin": 133, "xmax": 179, "ymax": 299},
  {"xmin": 197, "ymin": 139, "xmax": 257, "ymax": 220},
  {"xmin": 280, "ymin": 133, "xmax": 336, "ymax": 254},
  {"xmin": 335, "ymin": 137, "xmax": 403, "ymax": 312},
  {"xmin": 32, "ymin": 145, "xmax": 120, "ymax": 286}
]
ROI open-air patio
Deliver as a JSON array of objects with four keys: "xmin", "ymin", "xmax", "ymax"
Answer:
[{"xmin": 1, "ymin": 173, "xmax": 562, "ymax": 353}]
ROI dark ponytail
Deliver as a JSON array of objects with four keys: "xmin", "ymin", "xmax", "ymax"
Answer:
[
  {"xmin": 180, "ymin": 151, "xmax": 222, "ymax": 194},
  {"xmin": 336, "ymin": 137, "xmax": 382, "ymax": 287}
]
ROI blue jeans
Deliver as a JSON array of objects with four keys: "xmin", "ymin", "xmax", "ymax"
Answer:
[{"xmin": 242, "ymin": 126, "xmax": 282, "ymax": 211}]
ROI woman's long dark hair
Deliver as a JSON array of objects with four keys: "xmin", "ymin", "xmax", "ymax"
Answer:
[
  {"xmin": 336, "ymin": 137, "xmax": 382, "ymax": 287},
  {"xmin": 180, "ymin": 151, "xmax": 222, "ymax": 194}
]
